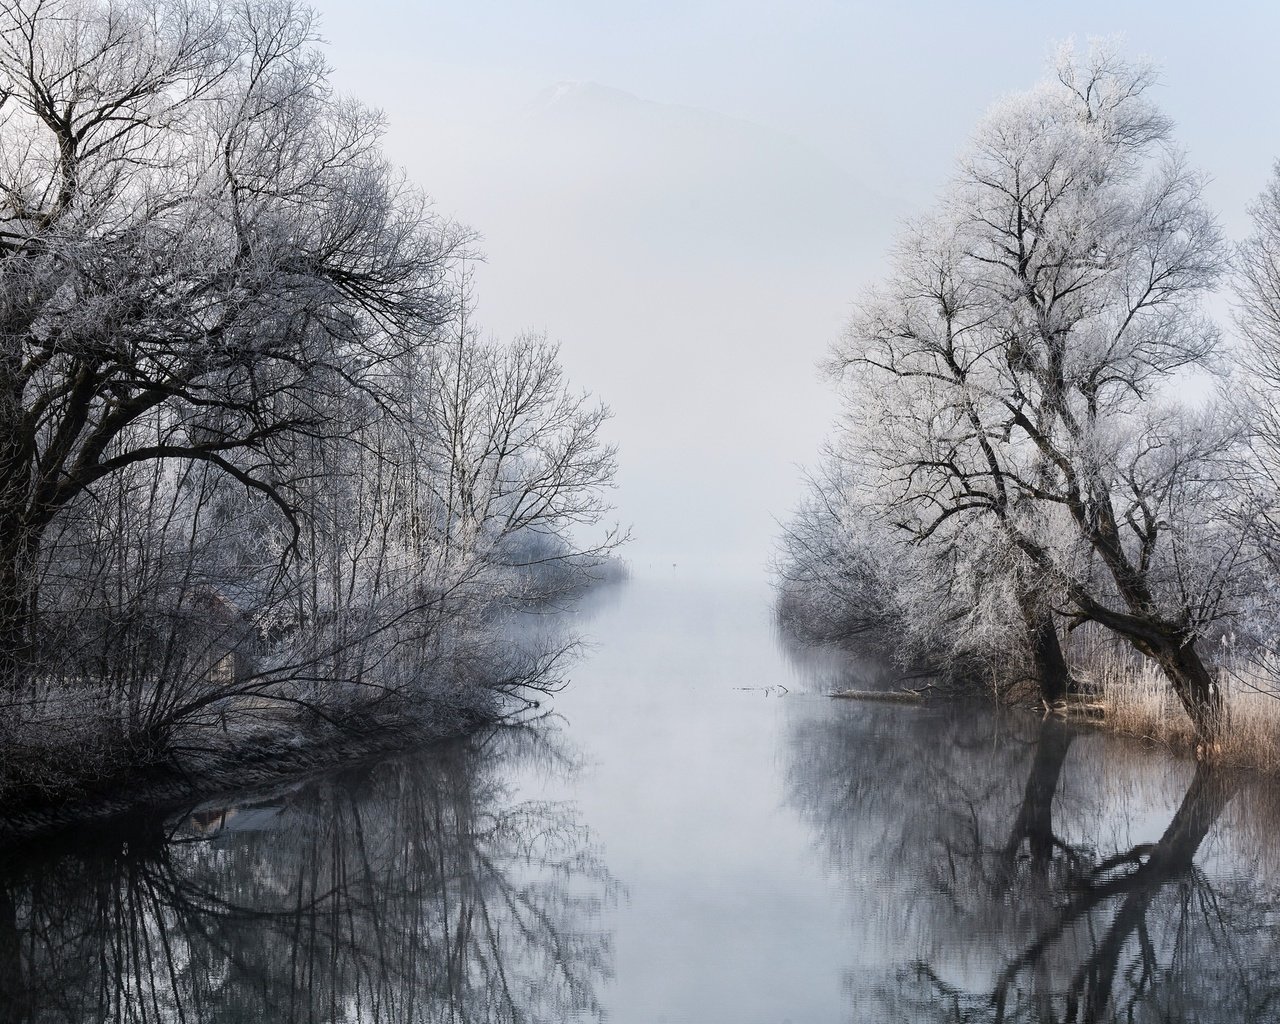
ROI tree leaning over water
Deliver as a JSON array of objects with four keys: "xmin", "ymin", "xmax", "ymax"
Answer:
[{"xmin": 784, "ymin": 43, "xmax": 1254, "ymax": 744}]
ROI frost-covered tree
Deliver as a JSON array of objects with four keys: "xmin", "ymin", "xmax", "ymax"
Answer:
[
  {"xmin": 797, "ymin": 43, "xmax": 1246, "ymax": 742},
  {"xmin": 420, "ymin": 288, "xmax": 623, "ymax": 580},
  {"xmin": 1234, "ymin": 163, "xmax": 1280, "ymax": 580},
  {"xmin": 0, "ymin": 0, "xmax": 464, "ymax": 673},
  {"xmin": 0, "ymin": 0, "xmax": 623, "ymax": 800},
  {"xmin": 776, "ymin": 439, "xmax": 1057, "ymax": 696}
]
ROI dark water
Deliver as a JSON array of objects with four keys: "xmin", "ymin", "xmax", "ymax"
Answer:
[{"xmin": 3, "ymin": 578, "xmax": 1279, "ymax": 1022}]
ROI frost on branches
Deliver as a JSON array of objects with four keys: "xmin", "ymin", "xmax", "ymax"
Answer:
[
  {"xmin": 779, "ymin": 42, "xmax": 1274, "ymax": 746},
  {"xmin": 0, "ymin": 0, "xmax": 624, "ymax": 806}
]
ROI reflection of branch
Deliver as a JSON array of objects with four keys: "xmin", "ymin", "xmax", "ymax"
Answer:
[
  {"xmin": 1085, "ymin": 843, "xmax": 1156, "ymax": 882},
  {"xmin": 0, "ymin": 732, "xmax": 613, "ymax": 1022},
  {"xmin": 991, "ymin": 764, "xmax": 1240, "ymax": 1021}
]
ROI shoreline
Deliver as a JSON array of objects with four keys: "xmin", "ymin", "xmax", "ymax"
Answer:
[
  {"xmin": 818, "ymin": 648, "xmax": 1276, "ymax": 773},
  {"xmin": 0, "ymin": 707, "xmax": 487, "ymax": 849}
]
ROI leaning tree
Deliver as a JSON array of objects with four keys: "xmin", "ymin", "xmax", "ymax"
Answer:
[{"xmin": 829, "ymin": 44, "xmax": 1245, "ymax": 743}]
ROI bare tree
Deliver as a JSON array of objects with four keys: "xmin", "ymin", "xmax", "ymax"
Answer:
[
  {"xmin": 0, "ymin": 0, "xmax": 624, "ymax": 807},
  {"xmin": 776, "ymin": 444, "xmax": 1046, "ymax": 695},
  {"xmin": 0, "ymin": 0, "xmax": 465, "ymax": 673},
  {"xmin": 1234, "ymin": 162, "xmax": 1280, "ymax": 578},
  {"xmin": 821, "ymin": 44, "xmax": 1243, "ymax": 742},
  {"xmin": 422, "ymin": 319, "xmax": 624, "ymax": 580}
]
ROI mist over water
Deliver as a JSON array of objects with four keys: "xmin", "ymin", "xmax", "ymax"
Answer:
[
  {"xmin": 421, "ymin": 85, "xmax": 900, "ymax": 578},
  {"xmin": 6, "ymin": 578, "xmax": 1278, "ymax": 1022},
  {"xmin": 5, "ymin": 3, "xmax": 1280, "ymax": 1020},
  {"xmin": 307, "ymin": 0, "xmax": 1280, "ymax": 578}
]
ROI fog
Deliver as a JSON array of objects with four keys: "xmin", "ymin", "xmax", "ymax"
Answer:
[{"xmin": 310, "ymin": 0, "xmax": 1280, "ymax": 579}]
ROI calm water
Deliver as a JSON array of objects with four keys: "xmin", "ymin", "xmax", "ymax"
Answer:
[{"xmin": 3, "ymin": 577, "xmax": 1279, "ymax": 1022}]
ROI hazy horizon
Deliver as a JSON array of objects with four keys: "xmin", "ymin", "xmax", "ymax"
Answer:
[{"xmin": 308, "ymin": 1, "xmax": 1280, "ymax": 579}]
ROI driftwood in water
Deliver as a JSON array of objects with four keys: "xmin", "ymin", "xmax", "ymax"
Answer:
[
  {"xmin": 1043, "ymin": 697, "xmax": 1106, "ymax": 719},
  {"xmin": 829, "ymin": 689, "xmax": 924, "ymax": 704}
]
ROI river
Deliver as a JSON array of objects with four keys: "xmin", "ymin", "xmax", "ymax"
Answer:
[{"xmin": 1, "ymin": 576, "xmax": 1277, "ymax": 1022}]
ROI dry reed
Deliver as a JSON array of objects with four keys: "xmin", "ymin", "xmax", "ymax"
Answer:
[{"xmin": 1069, "ymin": 627, "xmax": 1280, "ymax": 772}]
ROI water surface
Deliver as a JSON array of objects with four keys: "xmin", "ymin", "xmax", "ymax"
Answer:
[{"xmin": 3, "ymin": 577, "xmax": 1279, "ymax": 1022}]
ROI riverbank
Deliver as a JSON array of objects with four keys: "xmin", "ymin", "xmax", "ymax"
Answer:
[
  {"xmin": 795, "ymin": 612, "xmax": 1280, "ymax": 773},
  {"xmin": 4, "ymin": 577, "xmax": 1277, "ymax": 1023},
  {"xmin": 0, "ymin": 702, "xmax": 488, "ymax": 847},
  {"xmin": 0, "ymin": 573, "xmax": 609, "ymax": 846},
  {"xmin": 1066, "ymin": 632, "xmax": 1280, "ymax": 772}
]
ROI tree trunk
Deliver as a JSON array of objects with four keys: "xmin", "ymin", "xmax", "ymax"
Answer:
[
  {"xmin": 1020, "ymin": 596, "xmax": 1070, "ymax": 704},
  {"xmin": 1146, "ymin": 636, "xmax": 1224, "ymax": 750},
  {"xmin": 0, "ymin": 525, "xmax": 34, "ymax": 688}
]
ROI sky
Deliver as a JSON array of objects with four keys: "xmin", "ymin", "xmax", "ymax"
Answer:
[{"xmin": 308, "ymin": 0, "xmax": 1280, "ymax": 581}]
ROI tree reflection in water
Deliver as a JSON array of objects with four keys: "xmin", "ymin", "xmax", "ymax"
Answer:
[
  {"xmin": 0, "ymin": 724, "xmax": 614, "ymax": 1023},
  {"xmin": 787, "ymin": 700, "xmax": 1280, "ymax": 1023}
]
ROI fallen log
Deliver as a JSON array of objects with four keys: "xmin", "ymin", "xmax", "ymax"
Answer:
[
  {"xmin": 829, "ymin": 689, "xmax": 924, "ymax": 704},
  {"xmin": 1043, "ymin": 698, "xmax": 1106, "ymax": 718}
]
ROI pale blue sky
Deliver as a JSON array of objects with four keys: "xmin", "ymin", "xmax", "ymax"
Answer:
[{"xmin": 308, "ymin": 1, "xmax": 1279, "ymax": 579}]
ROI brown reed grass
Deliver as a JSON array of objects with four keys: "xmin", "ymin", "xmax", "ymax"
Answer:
[{"xmin": 1069, "ymin": 627, "xmax": 1280, "ymax": 773}]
